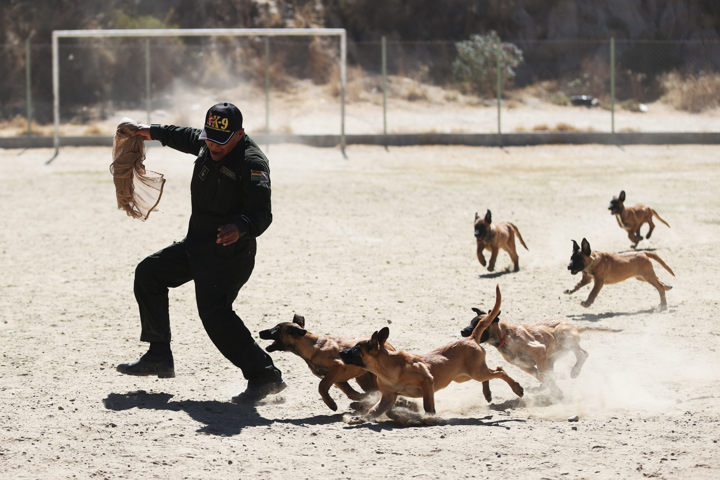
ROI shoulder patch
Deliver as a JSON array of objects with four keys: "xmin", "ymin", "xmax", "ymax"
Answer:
[{"xmin": 250, "ymin": 170, "xmax": 270, "ymax": 188}]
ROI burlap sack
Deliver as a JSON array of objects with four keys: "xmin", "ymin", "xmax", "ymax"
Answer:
[{"xmin": 110, "ymin": 120, "xmax": 165, "ymax": 220}]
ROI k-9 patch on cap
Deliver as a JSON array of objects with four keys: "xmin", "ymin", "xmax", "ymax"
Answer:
[
  {"xmin": 198, "ymin": 102, "xmax": 243, "ymax": 145},
  {"xmin": 250, "ymin": 170, "xmax": 270, "ymax": 188}
]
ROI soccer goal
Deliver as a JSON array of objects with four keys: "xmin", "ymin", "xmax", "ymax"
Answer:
[{"xmin": 49, "ymin": 28, "xmax": 347, "ymax": 162}]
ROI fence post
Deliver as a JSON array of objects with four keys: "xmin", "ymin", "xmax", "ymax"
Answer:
[
  {"xmin": 610, "ymin": 36, "xmax": 615, "ymax": 134},
  {"xmin": 25, "ymin": 35, "xmax": 33, "ymax": 134},
  {"xmin": 145, "ymin": 38, "xmax": 151, "ymax": 124},
  {"xmin": 496, "ymin": 45, "xmax": 502, "ymax": 138},
  {"xmin": 264, "ymin": 37, "xmax": 270, "ymax": 134},
  {"xmin": 381, "ymin": 36, "xmax": 387, "ymax": 147}
]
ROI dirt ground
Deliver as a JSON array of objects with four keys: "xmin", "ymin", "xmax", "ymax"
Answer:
[{"xmin": 1, "ymin": 142, "xmax": 719, "ymax": 479}]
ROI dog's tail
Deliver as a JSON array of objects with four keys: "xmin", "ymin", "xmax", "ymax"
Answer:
[
  {"xmin": 651, "ymin": 209, "xmax": 670, "ymax": 228},
  {"xmin": 471, "ymin": 285, "xmax": 502, "ymax": 343},
  {"xmin": 509, "ymin": 223, "xmax": 529, "ymax": 250},
  {"xmin": 645, "ymin": 252, "xmax": 675, "ymax": 277},
  {"xmin": 577, "ymin": 326, "xmax": 623, "ymax": 333}
]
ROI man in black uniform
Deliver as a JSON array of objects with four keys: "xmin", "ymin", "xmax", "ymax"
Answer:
[{"xmin": 117, "ymin": 102, "xmax": 286, "ymax": 403}]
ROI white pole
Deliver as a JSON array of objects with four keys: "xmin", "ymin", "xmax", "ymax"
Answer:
[
  {"xmin": 48, "ymin": 31, "xmax": 60, "ymax": 164},
  {"xmin": 340, "ymin": 30, "xmax": 347, "ymax": 156},
  {"xmin": 53, "ymin": 28, "xmax": 347, "ymax": 39}
]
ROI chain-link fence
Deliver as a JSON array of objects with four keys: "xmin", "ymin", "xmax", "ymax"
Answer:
[{"xmin": 1, "ymin": 36, "xmax": 719, "ymax": 138}]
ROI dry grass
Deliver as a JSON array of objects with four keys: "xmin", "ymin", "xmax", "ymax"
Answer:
[
  {"xmin": 0, "ymin": 116, "xmax": 53, "ymax": 136},
  {"xmin": 530, "ymin": 122, "xmax": 590, "ymax": 132},
  {"xmin": 83, "ymin": 124, "xmax": 105, "ymax": 135},
  {"xmin": 660, "ymin": 70, "xmax": 720, "ymax": 113}
]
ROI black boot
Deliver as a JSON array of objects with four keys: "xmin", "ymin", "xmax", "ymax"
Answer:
[
  {"xmin": 232, "ymin": 368, "xmax": 286, "ymax": 404},
  {"xmin": 117, "ymin": 343, "xmax": 175, "ymax": 378}
]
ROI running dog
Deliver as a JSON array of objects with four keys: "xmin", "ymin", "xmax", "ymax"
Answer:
[
  {"xmin": 339, "ymin": 286, "xmax": 524, "ymax": 421},
  {"xmin": 474, "ymin": 209, "xmax": 528, "ymax": 272},
  {"xmin": 259, "ymin": 314, "xmax": 394, "ymax": 411},
  {"xmin": 565, "ymin": 238, "xmax": 675, "ymax": 311},
  {"xmin": 608, "ymin": 190, "xmax": 670, "ymax": 248},
  {"xmin": 461, "ymin": 310, "xmax": 620, "ymax": 394}
]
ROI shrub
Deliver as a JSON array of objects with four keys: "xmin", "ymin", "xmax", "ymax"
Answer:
[
  {"xmin": 660, "ymin": 70, "xmax": 720, "ymax": 113},
  {"xmin": 452, "ymin": 31, "xmax": 523, "ymax": 97}
]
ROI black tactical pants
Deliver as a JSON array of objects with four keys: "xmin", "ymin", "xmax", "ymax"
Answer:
[{"xmin": 133, "ymin": 240, "xmax": 281, "ymax": 382}]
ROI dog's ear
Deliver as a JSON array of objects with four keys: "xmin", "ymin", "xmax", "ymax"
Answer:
[
  {"xmin": 572, "ymin": 239, "xmax": 580, "ymax": 253},
  {"xmin": 289, "ymin": 325, "xmax": 307, "ymax": 337},
  {"xmin": 370, "ymin": 330, "xmax": 381, "ymax": 349},
  {"xmin": 292, "ymin": 314, "xmax": 305, "ymax": 328},
  {"xmin": 471, "ymin": 307, "xmax": 484, "ymax": 316},
  {"xmin": 484, "ymin": 209, "xmax": 492, "ymax": 224},
  {"xmin": 377, "ymin": 326, "xmax": 390, "ymax": 346},
  {"xmin": 619, "ymin": 190, "xmax": 626, "ymax": 202},
  {"xmin": 474, "ymin": 211, "xmax": 479, "ymax": 220},
  {"xmin": 581, "ymin": 238, "xmax": 592, "ymax": 256}
]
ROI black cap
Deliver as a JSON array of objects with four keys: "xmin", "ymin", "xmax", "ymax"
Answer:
[{"xmin": 198, "ymin": 102, "xmax": 243, "ymax": 145}]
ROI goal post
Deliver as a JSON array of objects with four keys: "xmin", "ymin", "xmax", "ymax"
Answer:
[{"xmin": 49, "ymin": 27, "xmax": 347, "ymax": 163}]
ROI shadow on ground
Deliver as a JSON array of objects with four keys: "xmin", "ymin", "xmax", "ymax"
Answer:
[
  {"xmin": 567, "ymin": 307, "xmax": 658, "ymax": 322},
  {"xmin": 103, "ymin": 390, "xmax": 343, "ymax": 436},
  {"xmin": 479, "ymin": 268, "xmax": 516, "ymax": 279}
]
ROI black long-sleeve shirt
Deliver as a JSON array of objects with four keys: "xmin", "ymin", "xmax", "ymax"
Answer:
[{"xmin": 149, "ymin": 124, "xmax": 272, "ymax": 253}]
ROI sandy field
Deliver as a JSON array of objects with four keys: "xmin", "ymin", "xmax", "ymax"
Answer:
[{"xmin": 1, "ymin": 141, "xmax": 719, "ymax": 479}]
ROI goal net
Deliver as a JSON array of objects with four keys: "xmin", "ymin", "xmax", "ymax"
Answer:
[{"xmin": 50, "ymin": 28, "xmax": 347, "ymax": 159}]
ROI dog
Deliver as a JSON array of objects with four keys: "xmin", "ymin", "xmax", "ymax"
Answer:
[
  {"xmin": 461, "ymin": 310, "xmax": 620, "ymax": 395},
  {"xmin": 338, "ymin": 286, "xmax": 524, "ymax": 421},
  {"xmin": 608, "ymin": 190, "xmax": 670, "ymax": 248},
  {"xmin": 474, "ymin": 209, "xmax": 528, "ymax": 272},
  {"xmin": 259, "ymin": 314, "xmax": 394, "ymax": 411},
  {"xmin": 565, "ymin": 238, "xmax": 675, "ymax": 311}
]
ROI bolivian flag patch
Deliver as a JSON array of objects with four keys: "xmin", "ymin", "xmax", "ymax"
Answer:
[{"xmin": 250, "ymin": 170, "xmax": 270, "ymax": 188}]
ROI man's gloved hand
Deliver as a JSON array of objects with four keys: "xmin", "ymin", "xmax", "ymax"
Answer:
[
  {"xmin": 216, "ymin": 223, "xmax": 247, "ymax": 246},
  {"xmin": 132, "ymin": 124, "xmax": 151, "ymax": 140}
]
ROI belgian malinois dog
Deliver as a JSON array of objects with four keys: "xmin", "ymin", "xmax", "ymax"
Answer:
[
  {"xmin": 608, "ymin": 190, "xmax": 670, "ymax": 248},
  {"xmin": 474, "ymin": 210, "xmax": 528, "ymax": 272},
  {"xmin": 259, "ymin": 314, "xmax": 395, "ymax": 411},
  {"xmin": 565, "ymin": 238, "xmax": 675, "ymax": 311}
]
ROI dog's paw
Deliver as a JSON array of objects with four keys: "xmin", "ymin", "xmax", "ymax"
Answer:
[
  {"xmin": 563, "ymin": 289, "xmax": 574, "ymax": 295},
  {"xmin": 393, "ymin": 398, "xmax": 419, "ymax": 412},
  {"xmin": 580, "ymin": 300, "xmax": 592, "ymax": 308},
  {"xmin": 345, "ymin": 415, "xmax": 367, "ymax": 425}
]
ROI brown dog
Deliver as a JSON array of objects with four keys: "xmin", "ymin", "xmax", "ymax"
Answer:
[
  {"xmin": 461, "ymin": 310, "xmax": 620, "ymax": 395},
  {"xmin": 474, "ymin": 209, "xmax": 528, "ymax": 272},
  {"xmin": 259, "ymin": 314, "xmax": 394, "ymax": 411},
  {"xmin": 565, "ymin": 238, "xmax": 675, "ymax": 310},
  {"xmin": 339, "ymin": 286, "xmax": 524, "ymax": 421},
  {"xmin": 609, "ymin": 190, "xmax": 670, "ymax": 248}
]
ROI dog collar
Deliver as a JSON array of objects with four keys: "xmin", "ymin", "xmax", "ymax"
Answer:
[
  {"xmin": 497, "ymin": 335, "xmax": 506, "ymax": 349},
  {"xmin": 587, "ymin": 256, "xmax": 596, "ymax": 270}
]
